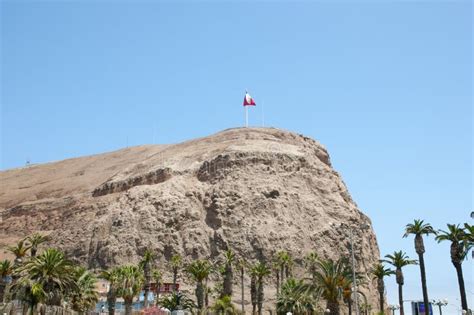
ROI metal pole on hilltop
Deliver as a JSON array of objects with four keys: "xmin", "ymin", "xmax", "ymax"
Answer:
[{"xmin": 245, "ymin": 105, "xmax": 248, "ymax": 127}]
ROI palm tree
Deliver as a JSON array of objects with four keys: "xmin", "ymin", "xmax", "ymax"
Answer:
[
  {"xmin": 0, "ymin": 260, "xmax": 13, "ymax": 303},
  {"xmin": 11, "ymin": 277, "xmax": 46, "ymax": 315},
  {"xmin": 8, "ymin": 239, "xmax": 31, "ymax": 266},
  {"xmin": 306, "ymin": 257, "xmax": 349, "ymax": 315},
  {"xmin": 250, "ymin": 262, "xmax": 270, "ymax": 315},
  {"xmin": 69, "ymin": 266, "xmax": 99, "ymax": 314},
  {"xmin": 186, "ymin": 259, "xmax": 212, "ymax": 310},
  {"xmin": 275, "ymin": 251, "xmax": 292, "ymax": 284},
  {"xmin": 304, "ymin": 252, "xmax": 319, "ymax": 281},
  {"xmin": 17, "ymin": 248, "xmax": 76, "ymax": 306},
  {"xmin": 140, "ymin": 249, "xmax": 154, "ymax": 308},
  {"xmin": 436, "ymin": 224, "xmax": 469, "ymax": 312},
  {"xmin": 272, "ymin": 260, "xmax": 281, "ymax": 298},
  {"xmin": 100, "ymin": 268, "xmax": 120, "ymax": 315},
  {"xmin": 115, "ymin": 265, "xmax": 144, "ymax": 315},
  {"xmin": 170, "ymin": 254, "xmax": 182, "ymax": 293},
  {"xmin": 250, "ymin": 271, "xmax": 257, "ymax": 315},
  {"xmin": 237, "ymin": 258, "xmax": 246, "ymax": 314},
  {"xmin": 158, "ymin": 291, "xmax": 196, "ymax": 312},
  {"xmin": 383, "ymin": 251, "xmax": 417, "ymax": 315},
  {"xmin": 276, "ymin": 278, "xmax": 319, "ymax": 315},
  {"xmin": 404, "ymin": 219, "xmax": 436, "ymax": 312},
  {"xmin": 371, "ymin": 263, "xmax": 394, "ymax": 314},
  {"xmin": 212, "ymin": 295, "xmax": 238, "ymax": 314},
  {"xmin": 222, "ymin": 250, "xmax": 235, "ymax": 298},
  {"xmin": 152, "ymin": 269, "xmax": 162, "ymax": 304},
  {"xmin": 26, "ymin": 234, "xmax": 49, "ymax": 258}
]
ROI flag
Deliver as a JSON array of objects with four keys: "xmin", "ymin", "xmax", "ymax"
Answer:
[{"xmin": 243, "ymin": 92, "xmax": 256, "ymax": 106}]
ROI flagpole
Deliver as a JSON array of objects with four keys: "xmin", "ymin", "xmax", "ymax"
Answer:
[{"xmin": 245, "ymin": 105, "xmax": 248, "ymax": 127}]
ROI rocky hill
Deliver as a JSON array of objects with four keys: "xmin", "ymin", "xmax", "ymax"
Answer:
[{"xmin": 0, "ymin": 127, "xmax": 381, "ymax": 310}]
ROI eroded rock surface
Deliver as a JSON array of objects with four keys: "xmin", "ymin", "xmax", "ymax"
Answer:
[{"xmin": 0, "ymin": 127, "xmax": 381, "ymax": 310}]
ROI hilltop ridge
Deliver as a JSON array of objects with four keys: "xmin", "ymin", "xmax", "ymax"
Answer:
[{"xmin": 0, "ymin": 127, "xmax": 380, "ymax": 310}]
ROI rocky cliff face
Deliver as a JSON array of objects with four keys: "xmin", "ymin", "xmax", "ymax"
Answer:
[{"xmin": 0, "ymin": 127, "xmax": 381, "ymax": 310}]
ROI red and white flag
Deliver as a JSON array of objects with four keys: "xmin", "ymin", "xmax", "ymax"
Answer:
[{"xmin": 243, "ymin": 92, "xmax": 256, "ymax": 106}]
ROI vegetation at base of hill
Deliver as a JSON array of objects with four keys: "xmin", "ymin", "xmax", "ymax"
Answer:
[{"xmin": 1, "ymin": 219, "xmax": 472, "ymax": 315}]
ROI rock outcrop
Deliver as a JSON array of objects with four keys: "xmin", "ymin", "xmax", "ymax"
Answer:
[{"xmin": 0, "ymin": 127, "xmax": 381, "ymax": 311}]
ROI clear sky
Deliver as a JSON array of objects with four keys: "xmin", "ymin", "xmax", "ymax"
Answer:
[{"xmin": 1, "ymin": 1, "xmax": 472, "ymax": 314}]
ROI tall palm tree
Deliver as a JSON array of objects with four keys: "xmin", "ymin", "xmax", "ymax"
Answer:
[
  {"xmin": 26, "ymin": 234, "xmax": 49, "ymax": 258},
  {"xmin": 140, "ymin": 249, "xmax": 154, "ymax": 308},
  {"xmin": 250, "ymin": 271, "xmax": 257, "ymax": 315},
  {"xmin": 186, "ymin": 259, "xmax": 212, "ymax": 310},
  {"xmin": 275, "ymin": 251, "xmax": 292, "ymax": 284},
  {"xmin": 306, "ymin": 258, "xmax": 345, "ymax": 315},
  {"xmin": 152, "ymin": 269, "xmax": 162, "ymax": 305},
  {"xmin": 371, "ymin": 263, "xmax": 394, "ymax": 314},
  {"xmin": 403, "ymin": 219, "xmax": 436, "ymax": 312},
  {"xmin": 0, "ymin": 260, "xmax": 13, "ymax": 303},
  {"xmin": 272, "ymin": 260, "xmax": 280, "ymax": 298},
  {"xmin": 383, "ymin": 251, "xmax": 417, "ymax": 315},
  {"xmin": 237, "ymin": 258, "xmax": 246, "ymax": 314},
  {"xmin": 100, "ymin": 268, "xmax": 120, "ymax": 315},
  {"xmin": 170, "ymin": 254, "xmax": 182, "ymax": 293},
  {"xmin": 14, "ymin": 248, "xmax": 76, "ymax": 306},
  {"xmin": 212, "ymin": 295, "xmax": 238, "ymax": 315},
  {"xmin": 304, "ymin": 252, "xmax": 319, "ymax": 281},
  {"xmin": 69, "ymin": 266, "xmax": 99, "ymax": 314},
  {"xmin": 250, "ymin": 262, "xmax": 270, "ymax": 315},
  {"xmin": 115, "ymin": 265, "xmax": 144, "ymax": 315},
  {"xmin": 435, "ymin": 224, "xmax": 469, "ymax": 312},
  {"xmin": 222, "ymin": 249, "xmax": 235, "ymax": 298},
  {"xmin": 276, "ymin": 278, "xmax": 319, "ymax": 315},
  {"xmin": 11, "ymin": 277, "xmax": 46, "ymax": 315},
  {"xmin": 8, "ymin": 239, "xmax": 31, "ymax": 266}
]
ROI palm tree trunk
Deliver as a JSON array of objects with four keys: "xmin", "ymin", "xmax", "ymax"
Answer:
[
  {"xmin": 257, "ymin": 279, "xmax": 264, "ymax": 315},
  {"xmin": 196, "ymin": 281, "xmax": 204, "ymax": 310},
  {"xmin": 172, "ymin": 269, "xmax": 177, "ymax": 293},
  {"xmin": 0, "ymin": 281, "xmax": 5, "ymax": 303},
  {"xmin": 124, "ymin": 301, "xmax": 132, "ymax": 315},
  {"xmin": 241, "ymin": 266, "xmax": 245, "ymax": 314},
  {"xmin": 348, "ymin": 299, "xmax": 352, "ymax": 315},
  {"xmin": 275, "ymin": 270, "xmax": 280, "ymax": 296},
  {"xmin": 454, "ymin": 262, "xmax": 468, "ymax": 311},
  {"xmin": 327, "ymin": 301, "xmax": 340, "ymax": 315},
  {"xmin": 398, "ymin": 283, "xmax": 404, "ymax": 315},
  {"xmin": 418, "ymin": 253, "xmax": 430, "ymax": 314},
  {"xmin": 107, "ymin": 290, "xmax": 116, "ymax": 315},
  {"xmin": 143, "ymin": 284, "xmax": 150, "ymax": 308},
  {"xmin": 379, "ymin": 289, "xmax": 384, "ymax": 314}
]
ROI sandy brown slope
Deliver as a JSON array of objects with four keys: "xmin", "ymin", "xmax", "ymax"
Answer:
[{"xmin": 0, "ymin": 127, "xmax": 381, "ymax": 311}]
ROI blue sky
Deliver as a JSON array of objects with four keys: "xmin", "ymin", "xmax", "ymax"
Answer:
[{"xmin": 1, "ymin": 1, "xmax": 472, "ymax": 313}]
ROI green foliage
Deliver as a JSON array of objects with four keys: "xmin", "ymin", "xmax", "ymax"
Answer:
[
  {"xmin": 383, "ymin": 251, "xmax": 417, "ymax": 269},
  {"xmin": 403, "ymin": 220, "xmax": 436, "ymax": 238},
  {"xmin": 276, "ymin": 278, "xmax": 319, "ymax": 315},
  {"xmin": 8, "ymin": 239, "xmax": 31, "ymax": 263},
  {"xmin": 69, "ymin": 267, "xmax": 99, "ymax": 313},
  {"xmin": 26, "ymin": 233, "xmax": 50, "ymax": 257},
  {"xmin": 212, "ymin": 295, "xmax": 238, "ymax": 314},
  {"xmin": 371, "ymin": 263, "xmax": 394, "ymax": 281},
  {"xmin": 13, "ymin": 248, "xmax": 76, "ymax": 306},
  {"xmin": 158, "ymin": 292, "xmax": 196, "ymax": 311},
  {"xmin": 115, "ymin": 265, "xmax": 144, "ymax": 303}
]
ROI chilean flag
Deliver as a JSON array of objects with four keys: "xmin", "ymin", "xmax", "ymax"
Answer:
[{"xmin": 243, "ymin": 92, "xmax": 256, "ymax": 106}]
